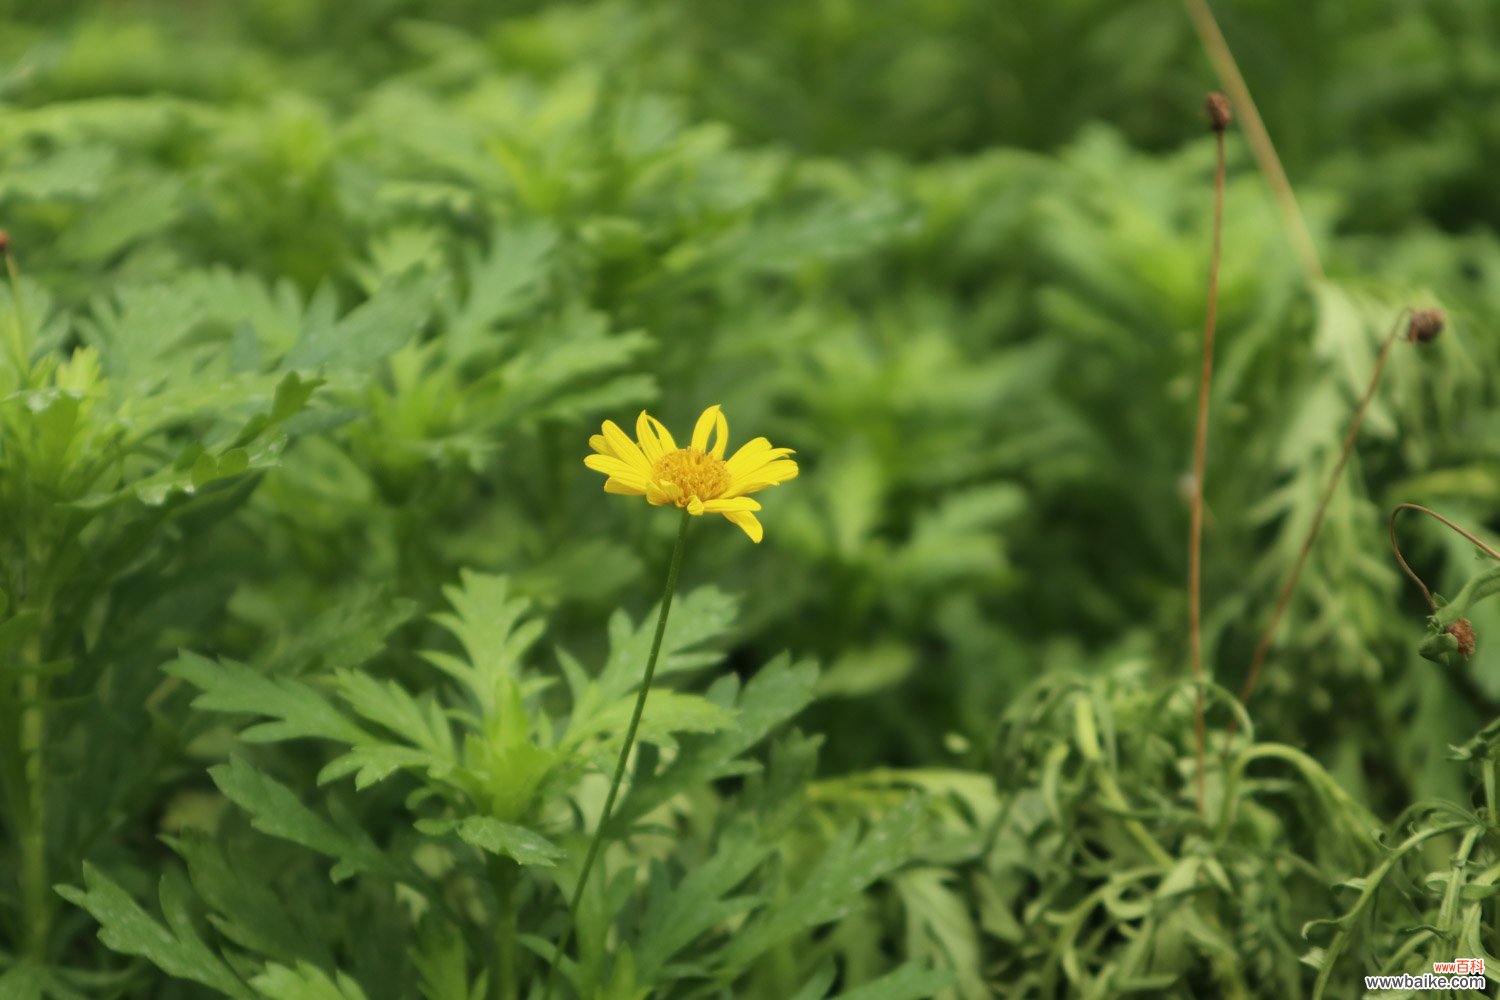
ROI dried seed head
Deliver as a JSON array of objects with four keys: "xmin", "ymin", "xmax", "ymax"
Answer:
[
  {"xmin": 1408, "ymin": 308, "xmax": 1445, "ymax": 344},
  {"xmin": 0, "ymin": 230, "xmax": 9, "ymax": 255},
  {"xmin": 1204, "ymin": 92, "xmax": 1232, "ymax": 132},
  {"xmin": 1446, "ymin": 618, "xmax": 1476, "ymax": 658}
]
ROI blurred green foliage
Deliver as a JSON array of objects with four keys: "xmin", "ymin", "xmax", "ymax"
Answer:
[{"xmin": 3, "ymin": 0, "xmax": 1500, "ymax": 996}]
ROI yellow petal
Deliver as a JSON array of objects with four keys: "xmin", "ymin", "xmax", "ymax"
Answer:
[
  {"xmin": 726, "ymin": 438, "xmax": 795, "ymax": 478},
  {"xmin": 585, "ymin": 454, "xmax": 650, "ymax": 488},
  {"xmin": 723, "ymin": 509, "xmax": 764, "ymax": 543},
  {"xmin": 600, "ymin": 420, "xmax": 652, "ymax": 477},
  {"xmin": 603, "ymin": 477, "xmax": 646, "ymax": 496},
  {"xmin": 648, "ymin": 480, "xmax": 681, "ymax": 506},
  {"xmin": 687, "ymin": 496, "xmax": 705, "ymax": 515},
  {"xmin": 589, "ymin": 433, "xmax": 610, "ymax": 455},
  {"xmin": 645, "ymin": 414, "xmax": 677, "ymax": 452},
  {"xmin": 636, "ymin": 411, "xmax": 666, "ymax": 464},
  {"xmin": 700, "ymin": 496, "xmax": 761, "ymax": 513},
  {"xmin": 727, "ymin": 459, "xmax": 799, "ymax": 496},
  {"xmin": 691, "ymin": 404, "xmax": 728, "ymax": 458}
]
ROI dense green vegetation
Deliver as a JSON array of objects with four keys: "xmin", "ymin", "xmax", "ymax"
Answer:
[{"xmin": 3, "ymin": 1, "xmax": 1500, "ymax": 997}]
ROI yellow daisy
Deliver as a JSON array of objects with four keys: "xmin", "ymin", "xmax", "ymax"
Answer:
[{"xmin": 585, "ymin": 405, "xmax": 797, "ymax": 542}]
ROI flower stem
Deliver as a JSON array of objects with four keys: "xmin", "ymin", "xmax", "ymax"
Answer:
[{"xmin": 543, "ymin": 509, "xmax": 691, "ymax": 1000}]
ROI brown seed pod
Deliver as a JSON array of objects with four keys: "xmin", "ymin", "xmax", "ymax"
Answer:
[
  {"xmin": 1446, "ymin": 618, "xmax": 1476, "ymax": 658},
  {"xmin": 0, "ymin": 230, "xmax": 9, "ymax": 255},
  {"xmin": 1204, "ymin": 92, "xmax": 1232, "ymax": 132},
  {"xmin": 1408, "ymin": 308, "xmax": 1445, "ymax": 344}
]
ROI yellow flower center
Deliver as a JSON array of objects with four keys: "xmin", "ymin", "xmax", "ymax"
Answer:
[{"xmin": 653, "ymin": 447, "xmax": 729, "ymax": 504}]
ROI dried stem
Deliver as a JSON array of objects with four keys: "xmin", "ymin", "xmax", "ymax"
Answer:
[
  {"xmin": 1187, "ymin": 103, "xmax": 1228, "ymax": 816},
  {"xmin": 1233, "ymin": 309, "xmax": 1412, "ymax": 729},
  {"xmin": 1389, "ymin": 503, "xmax": 1500, "ymax": 610},
  {"xmin": 1181, "ymin": 0, "xmax": 1325, "ymax": 283}
]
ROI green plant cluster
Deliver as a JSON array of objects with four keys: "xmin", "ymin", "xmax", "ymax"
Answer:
[{"xmin": 3, "ymin": 1, "xmax": 1500, "ymax": 997}]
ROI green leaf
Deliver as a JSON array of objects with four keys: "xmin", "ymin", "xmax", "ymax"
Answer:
[
  {"xmin": 616, "ymin": 656, "xmax": 818, "ymax": 826},
  {"xmin": 722, "ymin": 797, "xmax": 925, "ymax": 968},
  {"xmin": 831, "ymin": 963, "xmax": 955, "ymax": 1000},
  {"xmin": 424, "ymin": 571, "xmax": 546, "ymax": 720},
  {"xmin": 209, "ymin": 756, "xmax": 392, "ymax": 882},
  {"xmin": 635, "ymin": 820, "xmax": 771, "ymax": 979},
  {"xmin": 319, "ymin": 743, "xmax": 454, "ymax": 791},
  {"xmin": 168, "ymin": 832, "xmax": 332, "ymax": 968},
  {"xmin": 56, "ymin": 864, "xmax": 257, "ymax": 1000},
  {"xmin": 565, "ymin": 690, "xmax": 737, "ymax": 753},
  {"xmin": 0, "ymin": 964, "xmax": 88, "ymax": 1000},
  {"xmin": 413, "ymin": 816, "xmax": 563, "ymax": 867},
  {"xmin": 596, "ymin": 586, "xmax": 740, "ymax": 701},
  {"xmin": 892, "ymin": 868, "xmax": 985, "ymax": 1000},
  {"xmin": 166, "ymin": 652, "xmax": 373, "ymax": 746},
  {"xmin": 251, "ymin": 962, "xmax": 370, "ymax": 1000},
  {"xmin": 411, "ymin": 921, "xmax": 486, "ymax": 1000},
  {"xmin": 333, "ymin": 670, "xmax": 456, "ymax": 764},
  {"xmin": 283, "ymin": 270, "xmax": 442, "ymax": 371},
  {"xmin": 446, "ymin": 222, "xmax": 556, "ymax": 361},
  {"xmin": 1431, "ymin": 563, "xmax": 1500, "ymax": 628}
]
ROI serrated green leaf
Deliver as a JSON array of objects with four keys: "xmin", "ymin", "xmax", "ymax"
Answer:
[
  {"xmin": 723, "ymin": 797, "xmax": 925, "ymax": 968},
  {"xmin": 166, "ymin": 652, "xmax": 373, "ymax": 746},
  {"xmin": 414, "ymin": 816, "xmax": 562, "ymax": 867},
  {"xmin": 56, "ymin": 864, "xmax": 257, "ymax": 1000},
  {"xmin": 565, "ymin": 690, "xmax": 736, "ymax": 753},
  {"xmin": 424, "ymin": 571, "xmax": 546, "ymax": 720},
  {"xmin": 635, "ymin": 820, "xmax": 771, "ymax": 980},
  {"xmin": 596, "ymin": 586, "xmax": 740, "ymax": 701},
  {"xmin": 251, "ymin": 962, "xmax": 370, "ymax": 1000},
  {"xmin": 283, "ymin": 270, "xmax": 441, "ymax": 371},
  {"xmin": 168, "ymin": 831, "xmax": 331, "ymax": 969},
  {"xmin": 210, "ymin": 756, "xmax": 391, "ymax": 881}
]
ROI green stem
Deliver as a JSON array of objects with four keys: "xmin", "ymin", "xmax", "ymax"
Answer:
[
  {"xmin": 1437, "ymin": 828, "xmax": 1479, "ymax": 931},
  {"xmin": 492, "ymin": 856, "xmax": 519, "ymax": 1000},
  {"xmin": 4, "ymin": 250, "xmax": 28, "ymax": 379},
  {"xmin": 20, "ymin": 646, "xmax": 48, "ymax": 963},
  {"xmin": 543, "ymin": 510, "xmax": 691, "ymax": 1000},
  {"xmin": 1310, "ymin": 821, "xmax": 1468, "ymax": 999}
]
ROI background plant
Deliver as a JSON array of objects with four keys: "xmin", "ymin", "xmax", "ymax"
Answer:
[{"xmin": 2, "ymin": 0, "xmax": 1500, "ymax": 996}]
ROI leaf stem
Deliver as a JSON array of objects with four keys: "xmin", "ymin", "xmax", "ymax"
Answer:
[
  {"xmin": 543, "ymin": 509, "xmax": 691, "ymax": 1000},
  {"xmin": 1234, "ymin": 309, "xmax": 1410, "ymax": 730}
]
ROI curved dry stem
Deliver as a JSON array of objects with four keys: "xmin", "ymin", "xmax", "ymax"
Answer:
[
  {"xmin": 1233, "ymin": 309, "xmax": 1412, "ymax": 730},
  {"xmin": 1389, "ymin": 502, "xmax": 1500, "ymax": 610},
  {"xmin": 1187, "ymin": 124, "xmax": 1227, "ymax": 816}
]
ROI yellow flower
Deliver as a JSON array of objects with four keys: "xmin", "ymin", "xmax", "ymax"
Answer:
[{"xmin": 585, "ymin": 405, "xmax": 797, "ymax": 542}]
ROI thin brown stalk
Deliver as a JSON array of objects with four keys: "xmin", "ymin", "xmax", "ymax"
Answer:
[
  {"xmin": 1188, "ymin": 99, "xmax": 1228, "ymax": 816},
  {"xmin": 1181, "ymin": 0, "xmax": 1325, "ymax": 283},
  {"xmin": 1233, "ymin": 309, "xmax": 1411, "ymax": 729},
  {"xmin": 1389, "ymin": 503, "xmax": 1500, "ymax": 610}
]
